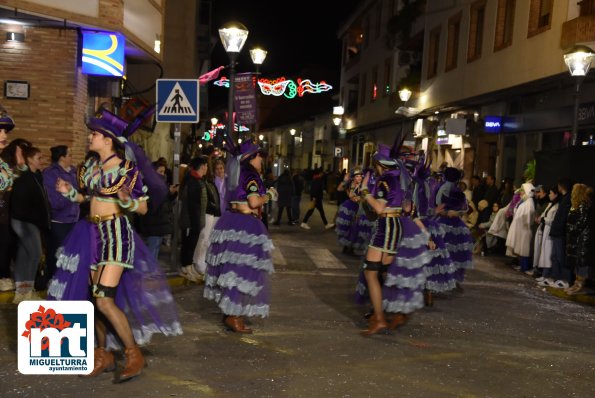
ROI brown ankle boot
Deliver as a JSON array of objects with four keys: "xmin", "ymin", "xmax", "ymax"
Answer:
[
  {"xmin": 83, "ymin": 347, "xmax": 115, "ymax": 377},
  {"xmin": 360, "ymin": 316, "xmax": 388, "ymax": 337},
  {"xmin": 117, "ymin": 346, "xmax": 146, "ymax": 382},
  {"xmin": 224, "ymin": 316, "xmax": 253, "ymax": 334},
  {"xmin": 388, "ymin": 313, "xmax": 410, "ymax": 330}
]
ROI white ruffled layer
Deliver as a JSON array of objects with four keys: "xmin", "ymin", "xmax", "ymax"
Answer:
[
  {"xmin": 203, "ymin": 288, "xmax": 269, "ymax": 318},
  {"xmin": 205, "ymin": 271, "xmax": 264, "ymax": 297},
  {"xmin": 206, "ymin": 250, "xmax": 274, "ymax": 272}
]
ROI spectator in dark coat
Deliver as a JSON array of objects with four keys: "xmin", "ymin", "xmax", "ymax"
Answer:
[
  {"xmin": 470, "ymin": 175, "xmax": 484, "ymax": 209},
  {"xmin": 11, "ymin": 146, "xmax": 51, "ymax": 302},
  {"xmin": 548, "ymin": 177, "xmax": 573, "ymax": 289},
  {"xmin": 564, "ymin": 183, "xmax": 594, "ymax": 295},
  {"xmin": 483, "ymin": 175, "xmax": 499, "ymax": 207},
  {"xmin": 273, "ymin": 170, "xmax": 295, "ymax": 225},
  {"xmin": 300, "ymin": 168, "xmax": 334, "ymax": 230},
  {"xmin": 498, "ymin": 178, "xmax": 514, "ymax": 207},
  {"xmin": 137, "ymin": 163, "xmax": 177, "ymax": 261}
]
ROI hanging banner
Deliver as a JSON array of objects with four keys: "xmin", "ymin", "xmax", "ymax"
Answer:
[{"xmin": 234, "ymin": 73, "xmax": 257, "ymax": 125}]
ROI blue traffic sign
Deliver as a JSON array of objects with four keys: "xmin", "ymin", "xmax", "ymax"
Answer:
[{"xmin": 156, "ymin": 79, "xmax": 200, "ymax": 123}]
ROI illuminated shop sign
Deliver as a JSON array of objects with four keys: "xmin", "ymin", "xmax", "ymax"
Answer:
[
  {"xmin": 82, "ymin": 31, "xmax": 125, "ymax": 77},
  {"xmin": 484, "ymin": 116, "xmax": 502, "ymax": 133}
]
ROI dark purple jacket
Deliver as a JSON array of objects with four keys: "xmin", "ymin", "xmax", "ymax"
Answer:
[{"xmin": 42, "ymin": 162, "xmax": 79, "ymax": 224}]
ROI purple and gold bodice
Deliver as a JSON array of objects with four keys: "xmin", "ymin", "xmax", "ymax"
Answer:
[
  {"xmin": 79, "ymin": 157, "xmax": 148, "ymax": 202},
  {"xmin": 374, "ymin": 169, "xmax": 405, "ymax": 209},
  {"xmin": 229, "ymin": 165, "xmax": 265, "ymax": 204},
  {"xmin": 0, "ymin": 159, "xmax": 15, "ymax": 192}
]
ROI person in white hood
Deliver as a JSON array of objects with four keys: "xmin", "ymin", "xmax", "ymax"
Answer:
[{"xmin": 505, "ymin": 182, "xmax": 535, "ymax": 271}]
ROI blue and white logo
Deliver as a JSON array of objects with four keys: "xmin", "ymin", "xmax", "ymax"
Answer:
[
  {"xmin": 81, "ymin": 31, "xmax": 125, "ymax": 77},
  {"xmin": 156, "ymin": 79, "xmax": 200, "ymax": 123},
  {"xmin": 18, "ymin": 301, "xmax": 94, "ymax": 375}
]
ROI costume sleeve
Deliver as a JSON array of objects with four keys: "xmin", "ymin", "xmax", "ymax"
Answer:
[
  {"xmin": 375, "ymin": 180, "xmax": 389, "ymax": 202},
  {"xmin": 124, "ymin": 161, "xmax": 149, "ymax": 201},
  {"xmin": 243, "ymin": 171, "xmax": 262, "ymax": 198},
  {"xmin": 43, "ymin": 167, "xmax": 71, "ymax": 212}
]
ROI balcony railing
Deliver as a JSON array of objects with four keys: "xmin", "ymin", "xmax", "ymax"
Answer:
[{"xmin": 561, "ymin": 15, "xmax": 595, "ymax": 49}]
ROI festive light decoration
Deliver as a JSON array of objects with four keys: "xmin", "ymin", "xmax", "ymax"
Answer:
[
  {"xmin": 201, "ymin": 123, "xmax": 250, "ymax": 142},
  {"xmin": 214, "ymin": 76, "xmax": 230, "ymax": 88},
  {"xmin": 213, "ymin": 76, "xmax": 333, "ymax": 98}
]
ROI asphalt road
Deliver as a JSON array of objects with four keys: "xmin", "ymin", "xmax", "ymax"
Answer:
[{"xmin": 1, "ymin": 199, "xmax": 594, "ymax": 397}]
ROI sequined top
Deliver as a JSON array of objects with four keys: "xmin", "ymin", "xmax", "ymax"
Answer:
[
  {"xmin": 78, "ymin": 157, "xmax": 148, "ymax": 202},
  {"xmin": 0, "ymin": 158, "xmax": 15, "ymax": 192},
  {"xmin": 229, "ymin": 165, "xmax": 265, "ymax": 204},
  {"xmin": 374, "ymin": 169, "xmax": 405, "ymax": 209}
]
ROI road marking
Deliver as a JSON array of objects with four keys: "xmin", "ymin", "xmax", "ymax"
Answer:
[
  {"xmin": 271, "ymin": 247, "xmax": 287, "ymax": 265},
  {"xmin": 306, "ymin": 248, "xmax": 347, "ymax": 269}
]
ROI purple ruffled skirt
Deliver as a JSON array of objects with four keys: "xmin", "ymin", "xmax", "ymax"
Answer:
[
  {"xmin": 422, "ymin": 217, "xmax": 458, "ymax": 292},
  {"xmin": 336, "ymin": 200, "xmax": 373, "ymax": 251},
  {"xmin": 203, "ymin": 211, "xmax": 274, "ymax": 318},
  {"xmin": 47, "ymin": 219, "xmax": 183, "ymax": 350},
  {"xmin": 433, "ymin": 215, "xmax": 474, "ymax": 281},
  {"xmin": 336, "ymin": 199, "xmax": 359, "ymax": 248},
  {"xmin": 356, "ymin": 216, "xmax": 430, "ymax": 314}
]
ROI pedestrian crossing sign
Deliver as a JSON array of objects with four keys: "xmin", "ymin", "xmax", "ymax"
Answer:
[{"xmin": 156, "ymin": 79, "xmax": 200, "ymax": 123}]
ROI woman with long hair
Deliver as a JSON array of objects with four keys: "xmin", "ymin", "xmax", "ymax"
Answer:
[
  {"xmin": 534, "ymin": 187, "xmax": 559, "ymax": 286},
  {"xmin": 48, "ymin": 108, "xmax": 181, "ymax": 382},
  {"xmin": 204, "ymin": 139, "xmax": 276, "ymax": 334},
  {"xmin": 564, "ymin": 183, "xmax": 594, "ymax": 295}
]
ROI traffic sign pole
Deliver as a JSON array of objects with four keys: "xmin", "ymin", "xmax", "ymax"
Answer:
[
  {"xmin": 156, "ymin": 79, "xmax": 200, "ymax": 273},
  {"xmin": 170, "ymin": 123, "xmax": 181, "ymax": 272}
]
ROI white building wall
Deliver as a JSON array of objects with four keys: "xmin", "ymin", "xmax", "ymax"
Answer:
[{"xmin": 419, "ymin": 0, "xmax": 576, "ymax": 111}]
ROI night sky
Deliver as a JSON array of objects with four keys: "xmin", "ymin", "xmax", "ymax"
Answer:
[{"xmin": 208, "ymin": 0, "xmax": 361, "ymax": 111}]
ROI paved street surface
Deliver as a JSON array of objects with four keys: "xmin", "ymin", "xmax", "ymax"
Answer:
[{"xmin": 1, "ymin": 199, "xmax": 594, "ymax": 397}]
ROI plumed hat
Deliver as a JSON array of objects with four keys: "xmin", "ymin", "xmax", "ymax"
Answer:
[
  {"xmin": 372, "ymin": 144, "xmax": 398, "ymax": 167},
  {"xmin": 86, "ymin": 108, "xmax": 129, "ymax": 147},
  {"xmin": 0, "ymin": 106, "xmax": 15, "ymax": 132},
  {"xmin": 239, "ymin": 138, "xmax": 262, "ymax": 161},
  {"xmin": 444, "ymin": 167, "xmax": 462, "ymax": 183}
]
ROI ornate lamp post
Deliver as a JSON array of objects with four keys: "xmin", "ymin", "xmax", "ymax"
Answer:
[
  {"xmin": 563, "ymin": 45, "xmax": 595, "ymax": 146},
  {"xmin": 219, "ymin": 22, "xmax": 249, "ymax": 142},
  {"xmin": 249, "ymin": 47, "xmax": 267, "ymax": 135}
]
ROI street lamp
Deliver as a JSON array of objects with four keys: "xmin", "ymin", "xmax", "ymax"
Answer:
[
  {"xmin": 219, "ymin": 21, "xmax": 249, "ymax": 143},
  {"xmin": 290, "ymin": 128, "xmax": 296, "ymax": 136},
  {"xmin": 250, "ymin": 48, "xmax": 267, "ymax": 73},
  {"xmin": 249, "ymin": 47, "xmax": 267, "ymax": 134},
  {"xmin": 398, "ymin": 88, "xmax": 412, "ymax": 102},
  {"xmin": 564, "ymin": 45, "xmax": 595, "ymax": 146}
]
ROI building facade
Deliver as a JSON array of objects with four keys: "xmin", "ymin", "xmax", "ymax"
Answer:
[{"xmin": 337, "ymin": 0, "xmax": 595, "ymax": 185}]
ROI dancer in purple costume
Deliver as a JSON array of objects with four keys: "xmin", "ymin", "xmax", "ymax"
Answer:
[
  {"xmin": 356, "ymin": 144, "xmax": 433, "ymax": 336},
  {"xmin": 336, "ymin": 168, "xmax": 371, "ymax": 255},
  {"xmin": 411, "ymin": 155, "xmax": 458, "ymax": 306},
  {"xmin": 203, "ymin": 139, "xmax": 276, "ymax": 334},
  {"xmin": 433, "ymin": 167, "xmax": 474, "ymax": 284},
  {"xmin": 48, "ymin": 108, "xmax": 181, "ymax": 382}
]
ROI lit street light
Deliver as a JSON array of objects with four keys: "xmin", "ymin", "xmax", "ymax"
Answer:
[
  {"xmin": 563, "ymin": 45, "xmax": 595, "ymax": 146},
  {"xmin": 249, "ymin": 47, "xmax": 267, "ymax": 135},
  {"xmin": 398, "ymin": 88, "xmax": 412, "ymax": 102},
  {"xmin": 219, "ymin": 21, "xmax": 249, "ymax": 143}
]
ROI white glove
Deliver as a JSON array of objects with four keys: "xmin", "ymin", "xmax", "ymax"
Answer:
[{"xmin": 266, "ymin": 187, "xmax": 278, "ymax": 202}]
